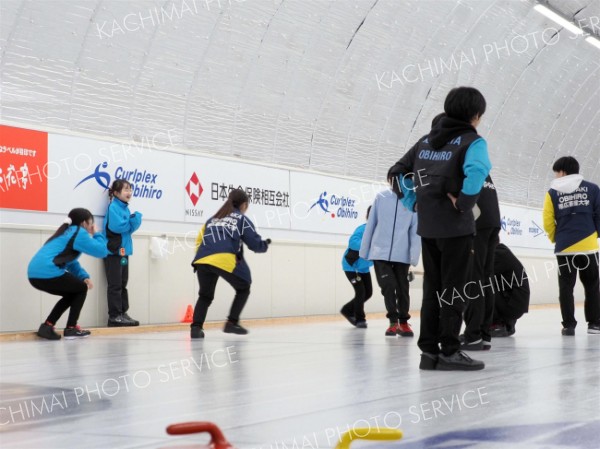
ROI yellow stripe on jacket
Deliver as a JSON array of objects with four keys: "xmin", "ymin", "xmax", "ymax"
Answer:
[
  {"xmin": 542, "ymin": 192, "xmax": 556, "ymax": 243},
  {"xmin": 193, "ymin": 253, "xmax": 237, "ymax": 273},
  {"xmin": 558, "ymin": 232, "xmax": 599, "ymax": 254}
]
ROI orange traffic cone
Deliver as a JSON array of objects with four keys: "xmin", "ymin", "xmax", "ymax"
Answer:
[{"xmin": 181, "ymin": 305, "xmax": 194, "ymax": 323}]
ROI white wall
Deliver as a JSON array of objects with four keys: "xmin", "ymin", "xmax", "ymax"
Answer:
[{"xmin": 0, "ymin": 225, "xmax": 585, "ymax": 333}]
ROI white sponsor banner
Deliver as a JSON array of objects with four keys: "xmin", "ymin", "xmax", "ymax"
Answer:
[
  {"xmin": 183, "ymin": 156, "xmax": 291, "ymax": 230},
  {"xmin": 499, "ymin": 203, "xmax": 554, "ymax": 250},
  {"xmin": 289, "ymin": 172, "xmax": 383, "ymax": 234},
  {"xmin": 47, "ymin": 133, "xmax": 185, "ymax": 221}
]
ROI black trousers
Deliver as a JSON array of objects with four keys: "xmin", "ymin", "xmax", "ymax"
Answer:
[
  {"xmin": 29, "ymin": 274, "xmax": 88, "ymax": 327},
  {"xmin": 192, "ymin": 264, "xmax": 251, "ymax": 328},
  {"xmin": 373, "ymin": 261, "xmax": 411, "ymax": 323},
  {"xmin": 341, "ymin": 271, "xmax": 373, "ymax": 322},
  {"xmin": 464, "ymin": 227, "xmax": 499, "ymax": 342},
  {"xmin": 418, "ymin": 235, "xmax": 474, "ymax": 356},
  {"xmin": 556, "ymin": 253, "xmax": 600, "ymax": 328},
  {"xmin": 104, "ymin": 255, "xmax": 129, "ymax": 318}
]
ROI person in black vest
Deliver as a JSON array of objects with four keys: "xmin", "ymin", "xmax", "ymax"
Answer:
[
  {"xmin": 543, "ymin": 156, "xmax": 600, "ymax": 335},
  {"xmin": 489, "ymin": 242, "xmax": 530, "ymax": 337},
  {"xmin": 388, "ymin": 86, "xmax": 491, "ymax": 371},
  {"xmin": 461, "ymin": 175, "xmax": 501, "ymax": 350}
]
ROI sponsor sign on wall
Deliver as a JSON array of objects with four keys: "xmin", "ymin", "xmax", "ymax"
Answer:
[
  {"xmin": 47, "ymin": 133, "xmax": 185, "ymax": 221},
  {"xmin": 0, "ymin": 125, "xmax": 48, "ymax": 211},
  {"xmin": 499, "ymin": 203, "xmax": 553, "ymax": 250},
  {"xmin": 184, "ymin": 156, "xmax": 291, "ymax": 230},
  {"xmin": 289, "ymin": 172, "xmax": 382, "ymax": 234}
]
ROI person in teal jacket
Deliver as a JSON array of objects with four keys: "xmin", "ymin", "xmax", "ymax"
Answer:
[
  {"xmin": 103, "ymin": 179, "xmax": 143, "ymax": 327},
  {"xmin": 28, "ymin": 208, "xmax": 109, "ymax": 340},
  {"xmin": 341, "ymin": 206, "xmax": 374, "ymax": 328},
  {"xmin": 191, "ymin": 189, "xmax": 270, "ymax": 339}
]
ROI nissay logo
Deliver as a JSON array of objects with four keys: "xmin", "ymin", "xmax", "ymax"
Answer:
[
  {"xmin": 75, "ymin": 162, "xmax": 163, "ymax": 199},
  {"xmin": 308, "ymin": 191, "xmax": 358, "ymax": 219}
]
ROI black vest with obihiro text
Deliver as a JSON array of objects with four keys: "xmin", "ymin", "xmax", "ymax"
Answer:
[{"xmin": 411, "ymin": 131, "xmax": 481, "ymax": 239}]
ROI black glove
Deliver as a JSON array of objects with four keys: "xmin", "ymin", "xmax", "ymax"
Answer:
[
  {"xmin": 344, "ymin": 249, "xmax": 360, "ymax": 266},
  {"xmin": 265, "ymin": 238, "xmax": 272, "ymax": 245},
  {"xmin": 407, "ymin": 271, "xmax": 415, "ymax": 282}
]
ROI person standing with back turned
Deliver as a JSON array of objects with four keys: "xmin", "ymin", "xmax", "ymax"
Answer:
[{"xmin": 388, "ymin": 86, "xmax": 492, "ymax": 371}]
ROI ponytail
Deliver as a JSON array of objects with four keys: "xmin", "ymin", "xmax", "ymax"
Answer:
[
  {"xmin": 213, "ymin": 189, "xmax": 249, "ymax": 219},
  {"xmin": 46, "ymin": 208, "xmax": 93, "ymax": 243}
]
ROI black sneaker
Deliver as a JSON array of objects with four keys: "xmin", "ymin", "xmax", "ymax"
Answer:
[
  {"xmin": 562, "ymin": 327, "xmax": 575, "ymax": 336},
  {"xmin": 419, "ymin": 353, "xmax": 438, "ymax": 370},
  {"xmin": 355, "ymin": 321, "xmax": 368, "ymax": 329},
  {"xmin": 223, "ymin": 322, "xmax": 248, "ymax": 335},
  {"xmin": 489, "ymin": 325, "xmax": 510, "ymax": 338},
  {"xmin": 460, "ymin": 338, "xmax": 484, "ymax": 351},
  {"xmin": 340, "ymin": 309, "xmax": 357, "ymax": 327},
  {"xmin": 191, "ymin": 326, "xmax": 205, "ymax": 339},
  {"xmin": 107, "ymin": 314, "xmax": 136, "ymax": 327},
  {"xmin": 437, "ymin": 350, "xmax": 485, "ymax": 371},
  {"xmin": 587, "ymin": 323, "xmax": 600, "ymax": 334},
  {"xmin": 64, "ymin": 325, "xmax": 91, "ymax": 339},
  {"xmin": 37, "ymin": 323, "xmax": 61, "ymax": 340},
  {"xmin": 123, "ymin": 313, "xmax": 139, "ymax": 326}
]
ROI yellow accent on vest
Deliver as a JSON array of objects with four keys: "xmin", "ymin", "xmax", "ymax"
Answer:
[
  {"xmin": 192, "ymin": 253, "xmax": 236, "ymax": 273},
  {"xmin": 559, "ymin": 232, "xmax": 599, "ymax": 254}
]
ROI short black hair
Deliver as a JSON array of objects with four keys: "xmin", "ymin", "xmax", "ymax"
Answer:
[
  {"xmin": 444, "ymin": 87, "xmax": 486, "ymax": 123},
  {"xmin": 552, "ymin": 156, "xmax": 579, "ymax": 175}
]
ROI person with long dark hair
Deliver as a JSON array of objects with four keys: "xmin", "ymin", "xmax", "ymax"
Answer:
[
  {"xmin": 103, "ymin": 179, "xmax": 143, "ymax": 327},
  {"xmin": 28, "ymin": 208, "xmax": 109, "ymax": 340},
  {"xmin": 190, "ymin": 189, "xmax": 270, "ymax": 339}
]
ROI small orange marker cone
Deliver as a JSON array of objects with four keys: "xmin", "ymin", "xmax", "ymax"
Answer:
[{"xmin": 181, "ymin": 305, "xmax": 194, "ymax": 323}]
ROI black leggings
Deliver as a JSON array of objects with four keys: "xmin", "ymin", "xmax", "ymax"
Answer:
[
  {"xmin": 192, "ymin": 264, "xmax": 251, "ymax": 327},
  {"xmin": 341, "ymin": 272, "xmax": 373, "ymax": 322},
  {"xmin": 29, "ymin": 274, "xmax": 88, "ymax": 327}
]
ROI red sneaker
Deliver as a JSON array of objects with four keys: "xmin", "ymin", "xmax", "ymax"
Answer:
[
  {"xmin": 398, "ymin": 322, "xmax": 414, "ymax": 337},
  {"xmin": 385, "ymin": 323, "xmax": 399, "ymax": 336}
]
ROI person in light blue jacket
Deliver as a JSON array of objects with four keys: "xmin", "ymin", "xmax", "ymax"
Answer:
[
  {"xmin": 341, "ymin": 206, "xmax": 374, "ymax": 328},
  {"xmin": 360, "ymin": 181, "xmax": 421, "ymax": 337},
  {"xmin": 28, "ymin": 208, "xmax": 110, "ymax": 340},
  {"xmin": 103, "ymin": 179, "xmax": 143, "ymax": 327}
]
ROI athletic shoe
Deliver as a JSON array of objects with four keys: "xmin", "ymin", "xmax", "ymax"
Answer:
[
  {"xmin": 460, "ymin": 338, "xmax": 484, "ymax": 351},
  {"xmin": 190, "ymin": 326, "xmax": 205, "ymax": 339},
  {"xmin": 123, "ymin": 313, "xmax": 140, "ymax": 326},
  {"xmin": 107, "ymin": 314, "xmax": 137, "ymax": 327},
  {"xmin": 385, "ymin": 323, "xmax": 399, "ymax": 336},
  {"xmin": 340, "ymin": 309, "xmax": 357, "ymax": 327},
  {"xmin": 587, "ymin": 323, "xmax": 600, "ymax": 334},
  {"xmin": 37, "ymin": 323, "xmax": 61, "ymax": 340},
  {"xmin": 223, "ymin": 322, "xmax": 248, "ymax": 335},
  {"xmin": 419, "ymin": 352, "xmax": 438, "ymax": 370},
  {"xmin": 355, "ymin": 320, "xmax": 367, "ymax": 328},
  {"xmin": 489, "ymin": 325, "xmax": 510, "ymax": 338},
  {"xmin": 482, "ymin": 339, "xmax": 491, "ymax": 351},
  {"xmin": 398, "ymin": 322, "xmax": 414, "ymax": 337},
  {"xmin": 562, "ymin": 327, "xmax": 575, "ymax": 336},
  {"xmin": 64, "ymin": 325, "xmax": 91, "ymax": 339},
  {"xmin": 437, "ymin": 350, "xmax": 485, "ymax": 371}
]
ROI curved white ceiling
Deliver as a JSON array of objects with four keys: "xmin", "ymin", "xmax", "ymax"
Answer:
[{"xmin": 1, "ymin": 0, "xmax": 599, "ymax": 207}]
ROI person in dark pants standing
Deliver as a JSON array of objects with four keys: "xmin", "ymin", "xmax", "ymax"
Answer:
[
  {"xmin": 103, "ymin": 179, "xmax": 143, "ymax": 327},
  {"xmin": 190, "ymin": 189, "xmax": 270, "ymax": 339},
  {"xmin": 359, "ymin": 179, "xmax": 420, "ymax": 337},
  {"xmin": 489, "ymin": 242, "xmax": 530, "ymax": 337},
  {"xmin": 388, "ymin": 86, "xmax": 491, "ymax": 371},
  {"xmin": 28, "ymin": 208, "xmax": 109, "ymax": 340},
  {"xmin": 341, "ymin": 206, "xmax": 374, "ymax": 328},
  {"xmin": 543, "ymin": 156, "xmax": 600, "ymax": 335},
  {"xmin": 461, "ymin": 175, "xmax": 501, "ymax": 350}
]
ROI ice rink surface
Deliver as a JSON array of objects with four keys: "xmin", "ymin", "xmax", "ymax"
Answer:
[{"xmin": 1, "ymin": 307, "xmax": 599, "ymax": 449}]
